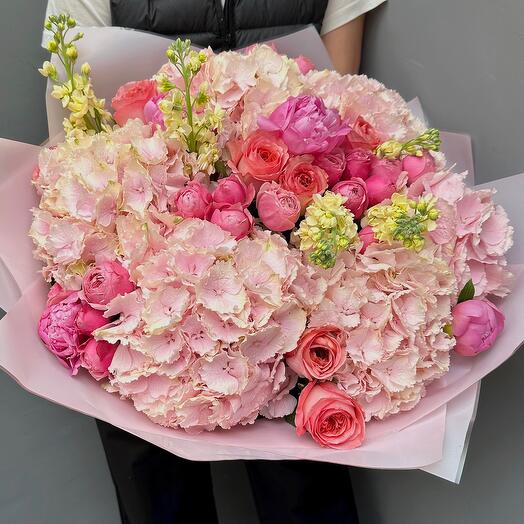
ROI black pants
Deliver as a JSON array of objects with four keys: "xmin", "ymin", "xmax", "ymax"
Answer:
[{"xmin": 96, "ymin": 420, "xmax": 359, "ymax": 524}]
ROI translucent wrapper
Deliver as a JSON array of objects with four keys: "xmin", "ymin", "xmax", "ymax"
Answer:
[{"xmin": 1, "ymin": 27, "xmax": 522, "ymax": 484}]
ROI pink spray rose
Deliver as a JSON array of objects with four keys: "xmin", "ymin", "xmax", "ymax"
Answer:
[
  {"xmin": 256, "ymin": 182, "xmax": 301, "ymax": 232},
  {"xmin": 314, "ymin": 148, "xmax": 347, "ymax": 187},
  {"xmin": 295, "ymin": 381, "xmax": 366, "ymax": 450},
  {"xmin": 258, "ymin": 95, "xmax": 349, "ymax": 155},
  {"xmin": 210, "ymin": 203, "xmax": 254, "ymax": 240},
  {"xmin": 286, "ymin": 325, "xmax": 347, "ymax": 380},
  {"xmin": 344, "ymin": 149, "xmax": 375, "ymax": 180},
  {"xmin": 452, "ymin": 299, "xmax": 505, "ymax": 356},
  {"xmin": 332, "ymin": 178, "xmax": 369, "ymax": 219},
  {"xmin": 235, "ymin": 131, "xmax": 289, "ymax": 182},
  {"xmin": 143, "ymin": 94, "xmax": 166, "ymax": 129},
  {"xmin": 83, "ymin": 261, "xmax": 135, "ymax": 310},
  {"xmin": 111, "ymin": 79, "xmax": 158, "ymax": 126},
  {"xmin": 365, "ymin": 159, "xmax": 401, "ymax": 206},
  {"xmin": 213, "ymin": 174, "xmax": 255, "ymax": 207},
  {"xmin": 346, "ymin": 116, "xmax": 381, "ymax": 151},
  {"xmin": 358, "ymin": 225, "xmax": 377, "ymax": 253},
  {"xmin": 81, "ymin": 339, "xmax": 118, "ymax": 380},
  {"xmin": 170, "ymin": 181, "xmax": 212, "ymax": 219},
  {"xmin": 402, "ymin": 152, "xmax": 436, "ymax": 185},
  {"xmin": 280, "ymin": 156, "xmax": 328, "ymax": 210}
]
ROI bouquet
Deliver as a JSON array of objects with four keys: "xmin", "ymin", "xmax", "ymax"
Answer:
[{"xmin": 1, "ymin": 16, "xmax": 522, "ymax": 478}]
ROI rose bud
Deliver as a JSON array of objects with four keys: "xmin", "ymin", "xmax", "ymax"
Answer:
[
  {"xmin": 358, "ymin": 225, "xmax": 377, "ymax": 253},
  {"xmin": 81, "ymin": 339, "xmax": 118, "ymax": 380},
  {"xmin": 213, "ymin": 174, "xmax": 255, "ymax": 207},
  {"xmin": 313, "ymin": 148, "xmax": 347, "ymax": 187},
  {"xmin": 344, "ymin": 148, "xmax": 374, "ymax": 181},
  {"xmin": 82, "ymin": 261, "xmax": 135, "ymax": 310},
  {"xmin": 295, "ymin": 381, "xmax": 366, "ymax": 449},
  {"xmin": 210, "ymin": 203, "xmax": 254, "ymax": 240},
  {"xmin": 402, "ymin": 152, "xmax": 436, "ymax": 185},
  {"xmin": 286, "ymin": 325, "xmax": 347, "ymax": 380},
  {"xmin": 169, "ymin": 181, "xmax": 212, "ymax": 219},
  {"xmin": 256, "ymin": 182, "xmax": 301, "ymax": 232},
  {"xmin": 452, "ymin": 299, "xmax": 505, "ymax": 356},
  {"xmin": 332, "ymin": 178, "xmax": 369, "ymax": 219}
]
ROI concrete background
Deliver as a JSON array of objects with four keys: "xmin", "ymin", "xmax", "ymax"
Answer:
[{"xmin": 1, "ymin": 1, "xmax": 524, "ymax": 523}]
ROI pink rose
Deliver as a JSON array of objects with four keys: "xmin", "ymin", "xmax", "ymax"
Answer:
[
  {"xmin": 235, "ymin": 131, "xmax": 289, "ymax": 183},
  {"xmin": 112, "ymin": 79, "xmax": 159, "ymax": 126},
  {"xmin": 258, "ymin": 95, "xmax": 349, "ymax": 155},
  {"xmin": 38, "ymin": 292, "xmax": 84, "ymax": 374},
  {"xmin": 347, "ymin": 116, "xmax": 381, "ymax": 151},
  {"xmin": 83, "ymin": 261, "xmax": 135, "ymax": 309},
  {"xmin": 170, "ymin": 181, "xmax": 212, "ymax": 219},
  {"xmin": 314, "ymin": 148, "xmax": 347, "ymax": 187},
  {"xmin": 358, "ymin": 225, "xmax": 376, "ymax": 253},
  {"xmin": 402, "ymin": 152, "xmax": 436, "ymax": 185},
  {"xmin": 76, "ymin": 303, "xmax": 109, "ymax": 334},
  {"xmin": 143, "ymin": 94, "xmax": 166, "ymax": 129},
  {"xmin": 280, "ymin": 156, "xmax": 328, "ymax": 210},
  {"xmin": 452, "ymin": 299, "xmax": 505, "ymax": 356},
  {"xmin": 370, "ymin": 158, "xmax": 402, "ymax": 182},
  {"xmin": 286, "ymin": 325, "xmax": 347, "ymax": 380},
  {"xmin": 295, "ymin": 381, "xmax": 366, "ymax": 449},
  {"xmin": 213, "ymin": 175, "xmax": 255, "ymax": 207},
  {"xmin": 295, "ymin": 55, "xmax": 315, "ymax": 75},
  {"xmin": 365, "ymin": 174, "xmax": 396, "ymax": 206},
  {"xmin": 344, "ymin": 149, "xmax": 375, "ymax": 180},
  {"xmin": 332, "ymin": 178, "xmax": 369, "ymax": 219},
  {"xmin": 81, "ymin": 339, "xmax": 118, "ymax": 380},
  {"xmin": 256, "ymin": 182, "xmax": 301, "ymax": 232},
  {"xmin": 210, "ymin": 203, "xmax": 254, "ymax": 239}
]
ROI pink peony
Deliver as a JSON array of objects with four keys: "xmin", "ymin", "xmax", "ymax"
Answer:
[
  {"xmin": 143, "ymin": 94, "xmax": 166, "ymax": 129},
  {"xmin": 295, "ymin": 55, "xmax": 315, "ymax": 75},
  {"xmin": 258, "ymin": 95, "xmax": 349, "ymax": 155},
  {"xmin": 81, "ymin": 339, "xmax": 118, "ymax": 380},
  {"xmin": 358, "ymin": 225, "xmax": 376, "ymax": 253},
  {"xmin": 286, "ymin": 325, "xmax": 347, "ymax": 380},
  {"xmin": 347, "ymin": 116, "xmax": 381, "ymax": 151},
  {"xmin": 213, "ymin": 174, "xmax": 255, "ymax": 207},
  {"xmin": 344, "ymin": 149, "xmax": 375, "ymax": 180},
  {"xmin": 280, "ymin": 155, "xmax": 328, "ymax": 210},
  {"xmin": 170, "ymin": 181, "xmax": 212, "ymax": 219},
  {"xmin": 402, "ymin": 152, "xmax": 436, "ymax": 185},
  {"xmin": 452, "ymin": 299, "xmax": 505, "ymax": 356},
  {"xmin": 76, "ymin": 303, "xmax": 109, "ymax": 334},
  {"xmin": 314, "ymin": 148, "xmax": 347, "ymax": 187},
  {"xmin": 332, "ymin": 178, "xmax": 369, "ymax": 219},
  {"xmin": 369, "ymin": 158, "xmax": 402, "ymax": 182},
  {"xmin": 234, "ymin": 131, "xmax": 289, "ymax": 183},
  {"xmin": 210, "ymin": 203, "xmax": 254, "ymax": 239},
  {"xmin": 83, "ymin": 261, "xmax": 135, "ymax": 310},
  {"xmin": 256, "ymin": 182, "xmax": 301, "ymax": 232},
  {"xmin": 295, "ymin": 381, "xmax": 366, "ymax": 449},
  {"xmin": 112, "ymin": 80, "xmax": 158, "ymax": 126}
]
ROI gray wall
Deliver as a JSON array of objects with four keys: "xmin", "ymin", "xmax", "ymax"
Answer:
[{"xmin": 1, "ymin": 1, "xmax": 524, "ymax": 524}]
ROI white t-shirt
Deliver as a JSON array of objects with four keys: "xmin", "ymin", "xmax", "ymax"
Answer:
[{"xmin": 42, "ymin": 0, "xmax": 386, "ymax": 45}]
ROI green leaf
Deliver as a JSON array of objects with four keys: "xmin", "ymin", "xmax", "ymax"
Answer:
[
  {"xmin": 457, "ymin": 279, "xmax": 475, "ymax": 303},
  {"xmin": 284, "ymin": 411, "xmax": 296, "ymax": 427}
]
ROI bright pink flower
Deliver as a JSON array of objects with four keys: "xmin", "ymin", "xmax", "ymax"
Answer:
[
  {"xmin": 402, "ymin": 152, "xmax": 436, "ymax": 185},
  {"xmin": 256, "ymin": 182, "xmax": 301, "ymax": 232},
  {"xmin": 369, "ymin": 158, "xmax": 402, "ymax": 182},
  {"xmin": 83, "ymin": 261, "xmax": 135, "ymax": 309},
  {"xmin": 332, "ymin": 178, "xmax": 369, "ymax": 219},
  {"xmin": 143, "ymin": 94, "xmax": 166, "ymax": 129},
  {"xmin": 258, "ymin": 95, "xmax": 349, "ymax": 155},
  {"xmin": 111, "ymin": 80, "xmax": 158, "ymax": 126},
  {"xmin": 213, "ymin": 174, "xmax": 255, "ymax": 207},
  {"xmin": 452, "ymin": 299, "xmax": 505, "ymax": 356},
  {"xmin": 81, "ymin": 339, "xmax": 118, "ymax": 380},
  {"xmin": 76, "ymin": 303, "xmax": 109, "ymax": 334},
  {"xmin": 280, "ymin": 155, "xmax": 328, "ymax": 210},
  {"xmin": 235, "ymin": 131, "xmax": 289, "ymax": 182},
  {"xmin": 358, "ymin": 225, "xmax": 376, "ymax": 253},
  {"xmin": 46, "ymin": 282, "xmax": 74, "ymax": 307},
  {"xmin": 170, "ymin": 181, "xmax": 212, "ymax": 219},
  {"xmin": 295, "ymin": 381, "xmax": 366, "ymax": 449},
  {"xmin": 287, "ymin": 325, "xmax": 347, "ymax": 380},
  {"xmin": 314, "ymin": 148, "xmax": 347, "ymax": 187},
  {"xmin": 347, "ymin": 116, "xmax": 381, "ymax": 151},
  {"xmin": 295, "ymin": 55, "xmax": 315, "ymax": 74},
  {"xmin": 344, "ymin": 148, "xmax": 374, "ymax": 180},
  {"xmin": 365, "ymin": 160, "xmax": 401, "ymax": 206},
  {"xmin": 210, "ymin": 203, "xmax": 253, "ymax": 239}
]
